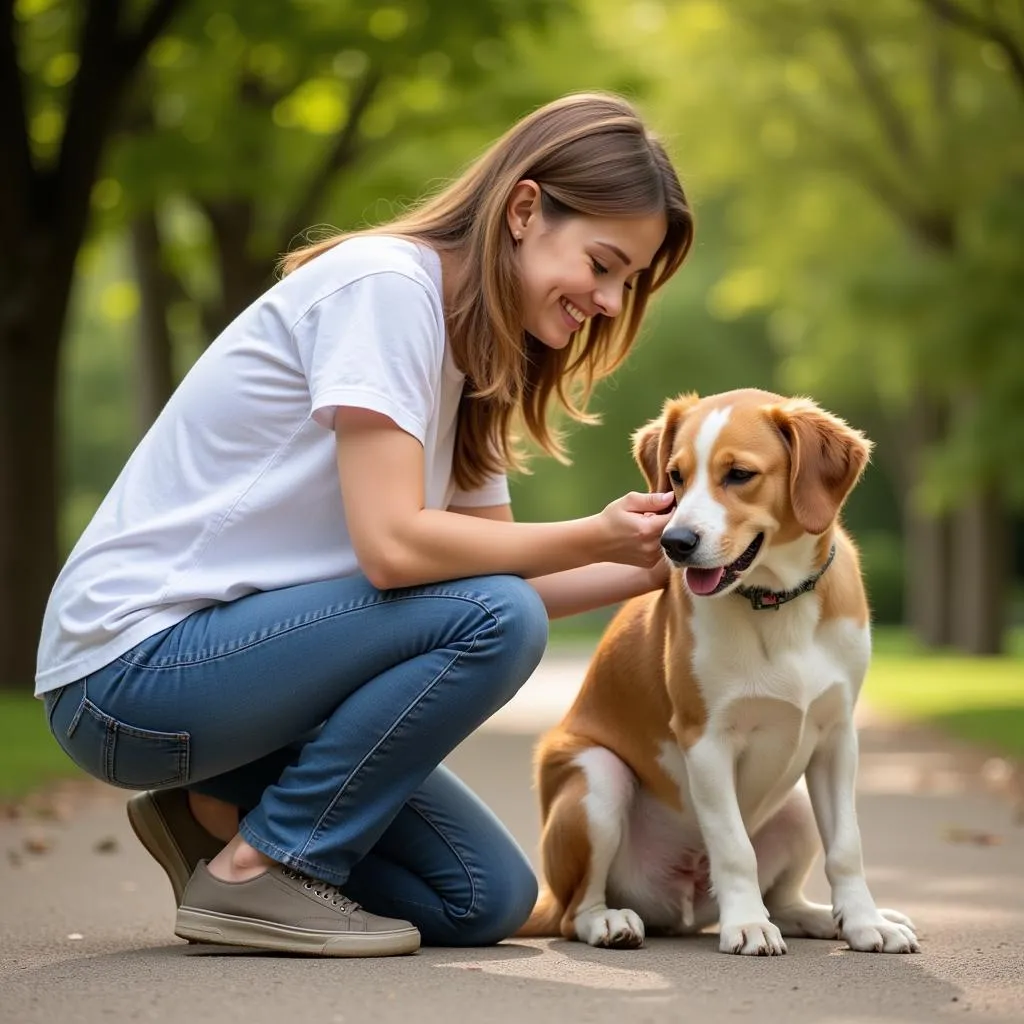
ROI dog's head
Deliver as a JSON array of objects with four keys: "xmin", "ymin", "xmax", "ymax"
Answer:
[{"xmin": 632, "ymin": 389, "xmax": 872, "ymax": 598}]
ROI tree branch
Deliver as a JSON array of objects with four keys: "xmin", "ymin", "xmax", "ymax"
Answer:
[
  {"xmin": 50, "ymin": 0, "xmax": 122, "ymax": 227},
  {"xmin": 918, "ymin": 0, "xmax": 1024, "ymax": 96},
  {"xmin": 0, "ymin": 0, "xmax": 35, "ymax": 245},
  {"xmin": 821, "ymin": 132, "xmax": 923, "ymax": 222},
  {"xmin": 826, "ymin": 9, "xmax": 922, "ymax": 171},
  {"xmin": 52, "ymin": 0, "xmax": 182, "ymax": 241},
  {"xmin": 116, "ymin": 0, "xmax": 183, "ymax": 71},
  {"xmin": 277, "ymin": 66, "xmax": 383, "ymax": 251}
]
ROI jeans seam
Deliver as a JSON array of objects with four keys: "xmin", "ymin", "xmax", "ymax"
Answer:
[
  {"xmin": 236, "ymin": 612, "xmax": 506, "ymax": 886},
  {"xmin": 299, "ymin": 633, "xmax": 483, "ymax": 860},
  {"xmin": 117, "ymin": 590, "xmax": 501, "ymax": 669},
  {"xmin": 77, "ymin": 679, "xmax": 191, "ymax": 789},
  {"xmin": 405, "ymin": 799, "xmax": 478, "ymax": 920}
]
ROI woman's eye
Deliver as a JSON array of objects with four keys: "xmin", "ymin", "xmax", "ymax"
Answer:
[
  {"xmin": 725, "ymin": 468, "xmax": 757, "ymax": 485},
  {"xmin": 590, "ymin": 258, "xmax": 609, "ymax": 276}
]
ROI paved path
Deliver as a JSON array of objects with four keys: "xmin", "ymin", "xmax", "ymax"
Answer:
[{"xmin": 2, "ymin": 651, "xmax": 1022, "ymax": 1023}]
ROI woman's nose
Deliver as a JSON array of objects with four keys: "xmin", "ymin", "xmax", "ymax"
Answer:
[{"xmin": 595, "ymin": 285, "xmax": 624, "ymax": 318}]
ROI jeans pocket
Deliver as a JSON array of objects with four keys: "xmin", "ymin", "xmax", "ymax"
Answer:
[{"xmin": 47, "ymin": 680, "xmax": 191, "ymax": 789}]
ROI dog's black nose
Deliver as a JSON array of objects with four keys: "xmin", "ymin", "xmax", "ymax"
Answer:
[{"xmin": 661, "ymin": 527, "xmax": 701, "ymax": 562}]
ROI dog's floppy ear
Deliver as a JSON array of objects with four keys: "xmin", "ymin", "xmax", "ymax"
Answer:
[
  {"xmin": 632, "ymin": 392, "xmax": 699, "ymax": 492},
  {"xmin": 768, "ymin": 399, "xmax": 873, "ymax": 535}
]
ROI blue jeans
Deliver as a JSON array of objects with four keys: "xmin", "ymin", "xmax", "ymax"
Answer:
[{"xmin": 43, "ymin": 572, "xmax": 548, "ymax": 946}]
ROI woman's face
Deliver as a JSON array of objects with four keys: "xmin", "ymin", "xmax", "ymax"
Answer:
[{"xmin": 508, "ymin": 182, "xmax": 668, "ymax": 350}]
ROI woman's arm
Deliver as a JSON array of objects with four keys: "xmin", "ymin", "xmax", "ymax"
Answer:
[
  {"xmin": 448, "ymin": 503, "xmax": 669, "ymax": 619},
  {"xmin": 336, "ymin": 408, "xmax": 673, "ymax": 591}
]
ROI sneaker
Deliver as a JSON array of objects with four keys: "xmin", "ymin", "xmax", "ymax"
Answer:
[
  {"xmin": 175, "ymin": 861, "xmax": 421, "ymax": 957},
  {"xmin": 126, "ymin": 789, "xmax": 225, "ymax": 905}
]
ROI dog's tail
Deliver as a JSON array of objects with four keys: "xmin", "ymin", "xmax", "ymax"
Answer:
[{"xmin": 515, "ymin": 888, "xmax": 564, "ymax": 938}]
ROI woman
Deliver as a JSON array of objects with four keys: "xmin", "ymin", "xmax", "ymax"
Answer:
[{"xmin": 36, "ymin": 91, "xmax": 693, "ymax": 956}]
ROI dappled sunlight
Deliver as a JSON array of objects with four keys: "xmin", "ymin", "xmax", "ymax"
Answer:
[{"xmin": 440, "ymin": 941, "xmax": 673, "ymax": 991}]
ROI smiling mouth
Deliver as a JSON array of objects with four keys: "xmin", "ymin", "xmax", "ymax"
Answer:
[
  {"xmin": 560, "ymin": 297, "xmax": 586, "ymax": 328},
  {"xmin": 685, "ymin": 533, "xmax": 765, "ymax": 597}
]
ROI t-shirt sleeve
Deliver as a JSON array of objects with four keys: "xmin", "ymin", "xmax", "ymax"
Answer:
[
  {"xmin": 292, "ymin": 271, "xmax": 444, "ymax": 441},
  {"xmin": 449, "ymin": 473, "xmax": 512, "ymax": 508}
]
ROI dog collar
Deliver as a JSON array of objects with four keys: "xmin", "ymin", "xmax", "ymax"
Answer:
[{"xmin": 735, "ymin": 543, "xmax": 837, "ymax": 611}]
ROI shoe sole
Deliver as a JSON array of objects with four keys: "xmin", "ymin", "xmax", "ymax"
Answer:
[
  {"xmin": 175, "ymin": 907, "xmax": 421, "ymax": 957},
  {"xmin": 126, "ymin": 792, "xmax": 190, "ymax": 905}
]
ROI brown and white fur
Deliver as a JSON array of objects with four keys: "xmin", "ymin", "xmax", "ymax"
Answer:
[{"xmin": 519, "ymin": 389, "xmax": 919, "ymax": 956}]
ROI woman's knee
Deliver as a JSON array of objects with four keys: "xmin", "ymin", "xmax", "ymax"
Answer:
[
  {"xmin": 449, "ymin": 848, "xmax": 539, "ymax": 947},
  {"xmin": 476, "ymin": 573, "xmax": 549, "ymax": 682}
]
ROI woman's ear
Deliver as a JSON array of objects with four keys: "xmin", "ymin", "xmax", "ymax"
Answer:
[{"xmin": 506, "ymin": 180, "xmax": 542, "ymax": 241}]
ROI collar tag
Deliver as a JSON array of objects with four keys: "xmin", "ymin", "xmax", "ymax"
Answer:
[{"xmin": 737, "ymin": 543, "xmax": 837, "ymax": 612}]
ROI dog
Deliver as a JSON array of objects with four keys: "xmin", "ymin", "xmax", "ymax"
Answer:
[{"xmin": 518, "ymin": 388, "xmax": 919, "ymax": 956}]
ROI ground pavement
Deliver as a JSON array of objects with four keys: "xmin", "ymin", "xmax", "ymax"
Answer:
[{"xmin": 1, "ymin": 650, "xmax": 1022, "ymax": 1024}]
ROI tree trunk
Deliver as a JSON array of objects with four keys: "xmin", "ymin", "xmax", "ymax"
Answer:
[
  {"xmin": 202, "ymin": 198, "xmax": 275, "ymax": 340},
  {"xmin": 903, "ymin": 392, "xmax": 953, "ymax": 647},
  {"xmin": 0, "ymin": 0, "xmax": 184, "ymax": 690},
  {"xmin": 949, "ymin": 487, "xmax": 1007, "ymax": 655},
  {"xmin": 131, "ymin": 208, "xmax": 177, "ymax": 431},
  {"xmin": 0, "ymin": 306, "xmax": 62, "ymax": 690}
]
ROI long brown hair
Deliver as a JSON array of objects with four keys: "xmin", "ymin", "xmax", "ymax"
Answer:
[{"xmin": 280, "ymin": 91, "xmax": 694, "ymax": 490}]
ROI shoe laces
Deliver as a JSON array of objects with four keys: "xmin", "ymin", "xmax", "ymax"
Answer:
[{"xmin": 281, "ymin": 867, "xmax": 360, "ymax": 913}]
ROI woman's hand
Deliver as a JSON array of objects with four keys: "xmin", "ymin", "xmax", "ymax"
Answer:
[
  {"xmin": 597, "ymin": 491, "xmax": 675, "ymax": 569},
  {"xmin": 645, "ymin": 553, "xmax": 672, "ymax": 591}
]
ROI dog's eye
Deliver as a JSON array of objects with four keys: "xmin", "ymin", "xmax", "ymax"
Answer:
[
  {"xmin": 725, "ymin": 468, "xmax": 757, "ymax": 485},
  {"xmin": 669, "ymin": 468, "xmax": 684, "ymax": 486}
]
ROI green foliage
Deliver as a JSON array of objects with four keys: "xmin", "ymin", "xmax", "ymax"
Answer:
[
  {"xmin": 103, "ymin": 0, "xmax": 581, "ymax": 296},
  {"xmin": 35, "ymin": 0, "xmax": 1022, "ymax": 637},
  {"xmin": 0, "ymin": 694, "xmax": 83, "ymax": 800},
  {"xmin": 60, "ymin": 241, "xmax": 140, "ymax": 552},
  {"xmin": 572, "ymin": 0, "xmax": 1024, "ymax": 515},
  {"xmin": 862, "ymin": 644, "xmax": 1024, "ymax": 757}
]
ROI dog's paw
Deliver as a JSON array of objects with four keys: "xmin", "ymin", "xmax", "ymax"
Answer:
[
  {"xmin": 719, "ymin": 919, "xmax": 787, "ymax": 956},
  {"xmin": 575, "ymin": 907, "xmax": 645, "ymax": 949},
  {"xmin": 840, "ymin": 911, "xmax": 919, "ymax": 953},
  {"xmin": 877, "ymin": 907, "xmax": 916, "ymax": 931},
  {"xmin": 767, "ymin": 900, "xmax": 838, "ymax": 940}
]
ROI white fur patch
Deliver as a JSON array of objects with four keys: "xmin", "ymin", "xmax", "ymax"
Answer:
[
  {"xmin": 669, "ymin": 406, "xmax": 731, "ymax": 555},
  {"xmin": 571, "ymin": 748, "xmax": 643, "ymax": 945}
]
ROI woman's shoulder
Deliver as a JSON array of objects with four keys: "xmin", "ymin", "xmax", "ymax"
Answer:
[{"xmin": 280, "ymin": 234, "xmax": 443, "ymax": 313}]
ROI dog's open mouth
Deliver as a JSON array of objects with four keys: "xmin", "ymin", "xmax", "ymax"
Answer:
[{"xmin": 685, "ymin": 533, "xmax": 764, "ymax": 597}]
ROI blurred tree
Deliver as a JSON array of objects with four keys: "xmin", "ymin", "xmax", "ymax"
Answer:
[
  {"xmin": 602, "ymin": 0, "xmax": 1024, "ymax": 652},
  {"xmin": 107, "ymin": 0, "xmax": 575, "ymax": 425},
  {"xmin": 1, "ymin": 0, "xmax": 185, "ymax": 689},
  {"xmin": 0, "ymin": 0, "xmax": 573, "ymax": 689}
]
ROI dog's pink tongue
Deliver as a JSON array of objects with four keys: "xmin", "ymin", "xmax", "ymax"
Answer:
[{"xmin": 686, "ymin": 566, "xmax": 725, "ymax": 596}]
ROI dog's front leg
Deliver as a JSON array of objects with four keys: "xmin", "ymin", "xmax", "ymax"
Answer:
[
  {"xmin": 805, "ymin": 718, "xmax": 919, "ymax": 953},
  {"xmin": 686, "ymin": 736, "xmax": 787, "ymax": 956}
]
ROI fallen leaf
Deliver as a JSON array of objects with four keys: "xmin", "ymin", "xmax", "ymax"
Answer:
[
  {"xmin": 943, "ymin": 826, "xmax": 1003, "ymax": 846},
  {"xmin": 23, "ymin": 834, "xmax": 53, "ymax": 855}
]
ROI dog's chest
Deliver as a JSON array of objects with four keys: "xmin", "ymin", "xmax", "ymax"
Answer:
[
  {"xmin": 670, "ymin": 611, "xmax": 869, "ymax": 824},
  {"xmin": 688, "ymin": 602, "xmax": 868, "ymax": 718}
]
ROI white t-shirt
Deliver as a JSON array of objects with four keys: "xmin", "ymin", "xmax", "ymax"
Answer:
[{"xmin": 35, "ymin": 235, "xmax": 509, "ymax": 696}]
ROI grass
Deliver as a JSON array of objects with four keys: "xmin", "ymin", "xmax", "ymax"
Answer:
[
  {"xmin": 1, "ymin": 629, "xmax": 1020, "ymax": 800},
  {"xmin": 862, "ymin": 649, "xmax": 1024, "ymax": 759},
  {"xmin": 0, "ymin": 693, "xmax": 84, "ymax": 801}
]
